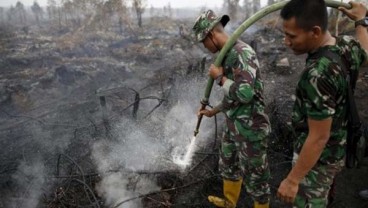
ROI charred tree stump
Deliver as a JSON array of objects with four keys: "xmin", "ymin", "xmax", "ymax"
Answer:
[
  {"xmin": 133, "ymin": 92, "xmax": 140, "ymax": 119},
  {"xmin": 99, "ymin": 95, "xmax": 112, "ymax": 139}
]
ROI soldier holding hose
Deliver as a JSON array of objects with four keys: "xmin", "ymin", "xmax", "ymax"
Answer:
[{"xmin": 193, "ymin": 10, "xmax": 271, "ymax": 208}]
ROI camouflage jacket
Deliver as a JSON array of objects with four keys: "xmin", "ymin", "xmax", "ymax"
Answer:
[
  {"xmin": 292, "ymin": 35, "xmax": 367, "ymax": 164},
  {"xmin": 219, "ymin": 40, "xmax": 270, "ymax": 138}
]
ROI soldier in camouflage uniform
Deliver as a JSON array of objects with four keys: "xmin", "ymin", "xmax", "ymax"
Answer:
[
  {"xmin": 193, "ymin": 10, "xmax": 271, "ymax": 208},
  {"xmin": 277, "ymin": 1, "xmax": 368, "ymax": 207}
]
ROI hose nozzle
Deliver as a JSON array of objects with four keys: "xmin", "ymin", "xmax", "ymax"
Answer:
[
  {"xmin": 194, "ymin": 129, "xmax": 199, "ymax": 137},
  {"xmin": 193, "ymin": 99, "xmax": 209, "ymax": 137}
]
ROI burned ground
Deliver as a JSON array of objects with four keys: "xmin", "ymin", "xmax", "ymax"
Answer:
[{"xmin": 1, "ymin": 11, "xmax": 368, "ymax": 208}]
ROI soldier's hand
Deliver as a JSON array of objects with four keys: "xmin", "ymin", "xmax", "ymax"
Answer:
[
  {"xmin": 339, "ymin": 1, "xmax": 367, "ymax": 21},
  {"xmin": 208, "ymin": 64, "xmax": 224, "ymax": 79},
  {"xmin": 198, "ymin": 108, "xmax": 216, "ymax": 117},
  {"xmin": 277, "ymin": 177, "xmax": 299, "ymax": 204}
]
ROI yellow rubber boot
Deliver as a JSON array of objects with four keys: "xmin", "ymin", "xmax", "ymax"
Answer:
[
  {"xmin": 254, "ymin": 201, "xmax": 269, "ymax": 208},
  {"xmin": 208, "ymin": 178, "xmax": 243, "ymax": 208}
]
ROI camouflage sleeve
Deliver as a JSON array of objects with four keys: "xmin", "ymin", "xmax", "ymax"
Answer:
[
  {"xmin": 300, "ymin": 66, "xmax": 337, "ymax": 120},
  {"xmin": 352, "ymin": 41, "xmax": 367, "ymax": 67},
  {"xmin": 342, "ymin": 35, "xmax": 368, "ymax": 68},
  {"xmin": 222, "ymin": 50, "xmax": 259, "ymax": 104}
]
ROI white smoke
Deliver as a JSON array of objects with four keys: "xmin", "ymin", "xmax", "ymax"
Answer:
[
  {"xmin": 96, "ymin": 172, "xmax": 160, "ymax": 208},
  {"xmin": 92, "ymin": 76, "xmax": 223, "ymax": 207},
  {"xmin": 92, "ymin": 120, "xmax": 171, "ymax": 207},
  {"xmin": 3, "ymin": 122, "xmax": 71, "ymax": 208},
  {"xmin": 6, "ymin": 159, "xmax": 46, "ymax": 208}
]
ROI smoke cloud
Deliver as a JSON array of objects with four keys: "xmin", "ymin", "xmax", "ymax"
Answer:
[
  {"xmin": 92, "ymin": 76, "xmax": 222, "ymax": 207},
  {"xmin": 5, "ymin": 159, "xmax": 46, "ymax": 208}
]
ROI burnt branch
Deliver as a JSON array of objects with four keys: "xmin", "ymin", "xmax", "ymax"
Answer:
[{"xmin": 55, "ymin": 154, "xmax": 100, "ymax": 207}]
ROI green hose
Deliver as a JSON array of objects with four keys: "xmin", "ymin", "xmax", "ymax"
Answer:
[{"xmin": 194, "ymin": 0, "xmax": 351, "ymax": 137}]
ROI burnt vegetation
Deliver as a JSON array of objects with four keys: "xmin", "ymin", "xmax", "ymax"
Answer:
[{"xmin": 1, "ymin": 0, "xmax": 368, "ymax": 208}]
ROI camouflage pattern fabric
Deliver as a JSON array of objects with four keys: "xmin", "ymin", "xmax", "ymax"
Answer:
[
  {"xmin": 293, "ymin": 36, "xmax": 367, "ymax": 165},
  {"xmin": 292, "ymin": 35, "xmax": 367, "ymax": 207},
  {"xmin": 220, "ymin": 119, "xmax": 270, "ymax": 204},
  {"xmin": 221, "ymin": 40, "xmax": 270, "ymax": 137},
  {"xmin": 292, "ymin": 153, "xmax": 344, "ymax": 208},
  {"xmin": 192, "ymin": 10, "xmax": 229, "ymax": 42},
  {"xmin": 218, "ymin": 40, "xmax": 271, "ymax": 203}
]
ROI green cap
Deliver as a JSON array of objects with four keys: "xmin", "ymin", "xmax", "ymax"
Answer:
[{"xmin": 192, "ymin": 10, "xmax": 230, "ymax": 42}]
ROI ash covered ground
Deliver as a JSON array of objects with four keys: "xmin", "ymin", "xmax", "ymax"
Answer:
[{"xmin": 1, "ymin": 4, "xmax": 368, "ymax": 208}]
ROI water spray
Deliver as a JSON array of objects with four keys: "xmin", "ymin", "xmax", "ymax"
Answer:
[
  {"xmin": 173, "ymin": 136, "xmax": 198, "ymax": 169},
  {"xmin": 192, "ymin": 0, "xmax": 351, "ymax": 137}
]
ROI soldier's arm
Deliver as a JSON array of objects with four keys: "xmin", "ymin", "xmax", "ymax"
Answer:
[
  {"xmin": 278, "ymin": 118, "xmax": 332, "ymax": 203},
  {"xmin": 355, "ymin": 26, "xmax": 368, "ymax": 66},
  {"xmin": 291, "ymin": 118, "xmax": 332, "ymax": 180},
  {"xmin": 207, "ymin": 63, "xmax": 254, "ymax": 108},
  {"xmin": 222, "ymin": 56, "xmax": 257, "ymax": 104},
  {"xmin": 339, "ymin": 1, "xmax": 368, "ymax": 66},
  {"xmin": 355, "ymin": 19, "xmax": 368, "ymax": 66}
]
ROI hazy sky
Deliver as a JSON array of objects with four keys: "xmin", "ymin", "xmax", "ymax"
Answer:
[{"xmin": 0, "ymin": 0, "xmax": 268, "ymax": 8}]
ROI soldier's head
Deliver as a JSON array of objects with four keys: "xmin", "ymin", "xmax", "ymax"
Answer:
[
  {"xmin": 280, "ymin": 0, "xmax": 328, "ymax": 55},
  {"xmin": 193, "ymin": 10, "xmax": 229, "ymax": 53}
]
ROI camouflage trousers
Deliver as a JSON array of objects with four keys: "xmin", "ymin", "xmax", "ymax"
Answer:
[
  {"xmin": 219, "ymin": 118, "xmax": 271, "ymax": 203},
  {"xmin": 292, "ymin": 153, "xmax": 345, "ymax": 208}
]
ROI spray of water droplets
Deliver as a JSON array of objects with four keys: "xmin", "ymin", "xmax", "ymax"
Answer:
[{"xmin": 172, "ymin": 136, "xmax": 197, "ymax": 169}]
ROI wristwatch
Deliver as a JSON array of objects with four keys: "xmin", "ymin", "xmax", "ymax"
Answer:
[
  {"xmin": 215, "ymin": 74, "xmax": 224, "ymax": 86},
  {"xmin": 355, "ymin": 17, "xmax": 368, "ymax": 28}
]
